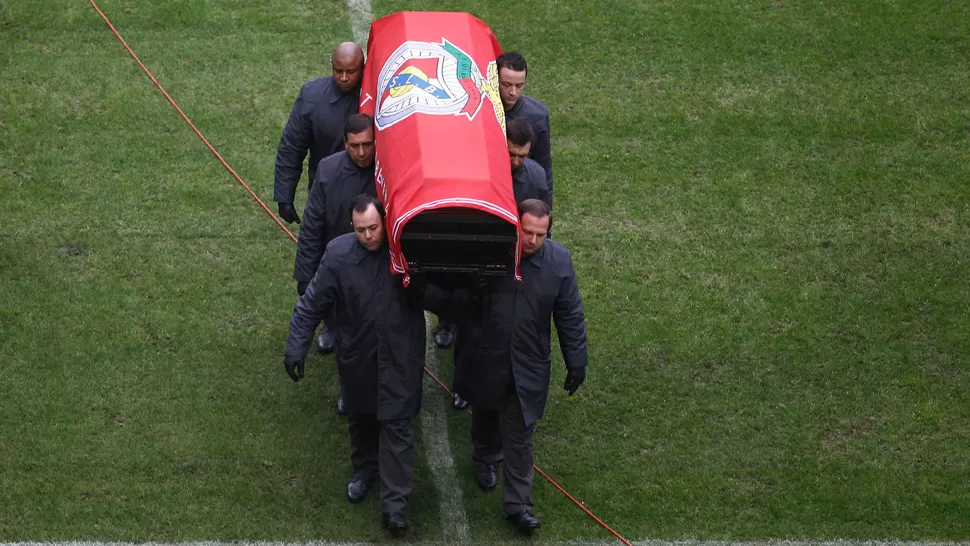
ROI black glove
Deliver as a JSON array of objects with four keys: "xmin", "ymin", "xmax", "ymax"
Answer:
[
  {"xmin": 278, "ymin": 202, "xmax": 301, "ymax": 224},
  {"xmin": 466, "ymin": 272, "xmax": 489, "ymax": 310},
  {"xmin": 563, "ymin": 367, "xmax": 585, "ymax": 396},
  {"xmin": 284, "ymin": 355, "xmax": 305, "ymax": 382},
  {"xmin": 296, "ymin": 281, "xmax": 309, "ymax": 297},
  {"xmin": 407, "ymin": 272, "xmax": 427, "ymax": 292},
  {"xmin": 469, "ymin": 272, "xmax": 489, "ymax": 292}
]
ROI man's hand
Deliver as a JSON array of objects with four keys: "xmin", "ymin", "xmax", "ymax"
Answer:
[
  {"xmin": 407, "ymin": 272, "xmax": 427, "ymax": 293},
  {"xmin": 563, "ymin": 367, "xmax": 585, "ymax": 396},
  {"xmin": 466, "ymin": 272, "xmax": 489, "ymax": 307},
  {"xmin": 278, "ymin": 202, "xmax": 301, "ymax": 224},
  {"xmin": 296, "ymin": 281, "xmax": 309, "ymax": 297},
  {"xmin": 469, "ymin": 272, "xmax": 489, "ymax": 292},
  {"xmin": 284, "ymin": 355, "xmax": 305, "ymax": 382}
]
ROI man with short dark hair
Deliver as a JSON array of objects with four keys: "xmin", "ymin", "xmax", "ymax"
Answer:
[
  {"xmin": 506, "ymin": 118, "xmax": 551, "ymax": 207},
  {"xmin": 283, "ymin": 195, "xmax": 425, "ymax": 535},
  {"xmin": 421, "ymin": 199, "xmax": 588, "ymax": 534},
  {"xmin": 443, "ymin": 122, "xmax": 550, "ymax": 411},
  {"xmin": 497, "ymin": 52, "xmax": 553, "ymax": 203},
  {"xmin": 274, "ymin": 42, "xmax": 364, "ymax": 224},
  {"xmin": 293, "ymin": 114, "xmax": 378, "ymax": 290},
  {"xmin": 431, "ymin": 51, "xmax": 554, "ymax": 352},
  {"xmin": 293, "ymin": 113, "xmax": 378, "ymax": 412}
]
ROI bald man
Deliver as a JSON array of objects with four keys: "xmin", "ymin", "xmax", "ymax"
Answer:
[
  {"xmin": 274, "ymin": 42, "xmax": 364, "ymax": 225},
  {"xmin": 274, "ymin": 42, "xmax": 363, "ymax": 364}
]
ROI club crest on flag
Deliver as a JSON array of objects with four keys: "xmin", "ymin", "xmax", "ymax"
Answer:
[{"xmin": 375, "ymin": 39, "xmax": 503, "ymax": 131}]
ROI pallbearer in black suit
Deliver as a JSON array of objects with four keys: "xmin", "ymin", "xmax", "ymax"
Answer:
[
  {"xmin": 284, "ymin": 196, "xmax": 426, "ymax": 535},
  {"xmin": 507, "ymin": 118, "xmax": 551, "ymax": 207},
  {"xmin": 274, "ymin": 42, "xmax": 364, "ymax": 223},
  {"xmin": 421, "ymin": 199, "xmax": 588, "ymax": 534},
  {"xmin": 497, "ymin": 52, "xmax": 554, "ymax": 205},
  {"xmin": 291, "ymin": 113, "xmax": 379, "ymax": 414}
]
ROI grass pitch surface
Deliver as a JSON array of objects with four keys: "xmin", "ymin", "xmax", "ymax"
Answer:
[{"xmin": 1, "ymin": 0, "xmax": 969, "ymax": 541}]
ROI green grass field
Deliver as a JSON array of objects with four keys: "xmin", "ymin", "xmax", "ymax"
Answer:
[{"xmin": 1, "ymin": 0, "xmax": 969, "ymax": 542}]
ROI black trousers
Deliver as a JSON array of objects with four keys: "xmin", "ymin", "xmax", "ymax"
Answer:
[
  {"xmin": 430, "ymin": 272, "xmax": 464, "ymax": 332},
  {"xmin": 347, "ymin": 413, "xmax": 415, "ymax": 514},
  {"xmin": 436, "ymin": 318, "xmax": 454, "ymax": 331},
  {"xmin": 470, "ymin": 389, "xmax": 536, "ymax": 515}
]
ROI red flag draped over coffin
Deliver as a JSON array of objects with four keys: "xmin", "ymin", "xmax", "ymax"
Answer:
[{"xmin": 359, "ymin": 11, "xmax": 520, "ymax": 281}]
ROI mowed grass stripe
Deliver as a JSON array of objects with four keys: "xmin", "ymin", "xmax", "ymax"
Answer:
[
  {"xmin": 372, "ymin": 0, "xmax": 970, "ymax": 539},
  {"xmin": 2, "ymin": 0, "xmax": 968, "ymax": 541},
  {"xmin": 0, "ymin": 537, "xmax": 970, "ymax": 546},
  {"xmin": 345, "ymin": 0, "xmax": 374, "ymax": 47},
  {"xmin": 2, "ymin": 0, "xmax": 442, "ymax": 541},
  {"xmin": 420, "ymin": 316, "xmax": 472, "ymax": 543}
]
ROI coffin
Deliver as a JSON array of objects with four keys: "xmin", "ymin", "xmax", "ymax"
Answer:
[{"xmin": 359, "ymin": 11, "xmax": 520, "ymax": 278}]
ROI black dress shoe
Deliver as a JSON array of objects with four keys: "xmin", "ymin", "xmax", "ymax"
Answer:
[
  {"xmin": 433, "ymin": 326, "xmax": 454, "ymax": 348},
  {"xmin": 346, "ymin": 475, "xmax": 373, "ymax": 504},
  {"xmin": 316, "ymin": 327, "xmax": 335, "ymax": 353},
  {"xmin": 335, "ymin": 396, "xmax": 348, "ymax": 416},
  {"xmin": 453, "ymin": 393, "xmax": 469, "ymax": 410},
  {"xmin": 474, "ymin": 462, "xmax": 497, "ymax": 490},
  {"xmin": 382, "ymin": 511, "xmax": 408, "ymax": 535},
  {"xmin": 507, "ymin": 510, "xmax": 540, "ymax": 534}
]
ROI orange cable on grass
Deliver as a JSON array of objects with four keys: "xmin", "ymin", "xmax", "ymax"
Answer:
[
  {"xmin": 422, "ymin": 366, "xmax": 634, "ymax": 546},
  {"xmin": 87, "ymin": 0, "xmax": 297, "ymax": 243},
  {"xmin": 89, "ymin": 2, "xmax": 629, "ymax": 543}
]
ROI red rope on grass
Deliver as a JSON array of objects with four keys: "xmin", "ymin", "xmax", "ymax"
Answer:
[
  {"xmin": 89, "ymin": 2, "xmax": 630, "ymax": 543},
  {"xmin": 87, "ymin": 0, "xmax": 297, "ymax": 243},
  {"xmin": 422, "ymin": 367, "xmax": 633, "ymax": 545},
  {"xmin": 533, "ymin": 465, "xmax": 634, "ymax": 546}
]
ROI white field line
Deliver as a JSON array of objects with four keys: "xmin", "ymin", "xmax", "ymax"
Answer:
[
  {"xmin": 72, "ymin": 0, "xmax": 964, "ymax": 544},
  {"xmin": 327, "ymin": 2, "xmax": 970, "ymax": 546},
  {"xmin": 420, "ymin": 314, "xmax": 472, "ymax": 544},
  {"xmin": 345, "ymin": 0, "xmax": 372, "ymax": 48},
  {"xmin": 344, "ymin": 0, "xmax": 470, "ymax": 540},
  {"xmin": 0, "ymin": 539, "xmax": 970, "ymax": 546}
]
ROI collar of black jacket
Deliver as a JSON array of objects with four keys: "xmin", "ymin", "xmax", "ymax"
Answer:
[
  {"xmin": 328, "ymin": 79, "xmax": 360, "ymax": 105},
  {"xmin": 351, "ymin": 239, "xmax": 390, "ymax": 264},
  {"xmin": 522, "ymin": 240, "xmax": 548, "ymax": 268},
  {"xmin": 350, "ymin": 239, "xmax": 369, "ymax": 263},
  {"xmin": 337, "ymin": 150, "xmax": 376, "ymax": 176},
  {"xmin": 506, "ymin": 94, "xmax": 534, "ymax": 116},
  {"xmin": 335, "ymin": 151, "xmax": 371, "ymax": 176}
]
